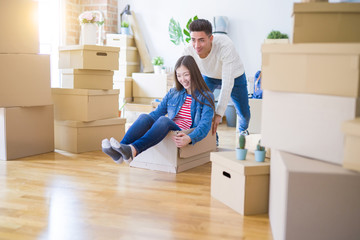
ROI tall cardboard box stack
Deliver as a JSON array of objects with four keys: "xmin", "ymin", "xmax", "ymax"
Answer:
[
  {"xmin": 54, "ymin": 45, "xmax": 126, "ymax": 153},
  {"xmin": 0, "ymin": 0, "xmax": 54, "ymax": 160},
  {"xmin": 261, "ymin": 2, "xmax": 360, "ymax": 240},
  {"xmin": 106, "ymin": 34, "xmax": 140, "ymax": 104}
]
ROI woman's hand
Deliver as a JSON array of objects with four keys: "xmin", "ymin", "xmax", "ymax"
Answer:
[{"xmin": 172, "ymin": 132, "xmax": 192, "ymax": 148}]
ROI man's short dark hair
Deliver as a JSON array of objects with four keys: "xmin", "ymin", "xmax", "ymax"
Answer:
[{"xmin": 189, "ymin": 19, "xmax": 212, "ymax": 36}]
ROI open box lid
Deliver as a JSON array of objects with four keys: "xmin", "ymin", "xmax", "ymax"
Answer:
[
  {"xmin": 293, "ymin": 3, "xmax": 360, "ymax": 14},
  {"xmin": 55, "ymin": 117, "xmax": 126, "ymax": 128},
  {"xmin": 61, "ymin": 69, "xmax": 114, "ymax": 76},
  {"xmin": 262, "ymin": 43, "xmax": 360, "ymax": 55},
  {"xmin": 211, "ymin": 151, "xmax": 270, "ymax": 176},
  {"xmin": 51, "ymin": 88, "xmax": 119, "ymax": 96},
  {"xmin": 342, "ymin": 118, "xmax": 360, "ymax": 136},
  {"xmin": 59, "ymin": 45, "xmax": 120, "ymax": 53}
]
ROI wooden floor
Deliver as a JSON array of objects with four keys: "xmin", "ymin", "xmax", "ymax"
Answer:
[{"xmin": 0, "ymin": 123, "xmax": 273, "ymax": 240}]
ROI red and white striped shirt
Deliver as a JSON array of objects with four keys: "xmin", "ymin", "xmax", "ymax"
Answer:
[{"xmin": 173, "ymin": 95, "xmax": 192, "ymax": 130}]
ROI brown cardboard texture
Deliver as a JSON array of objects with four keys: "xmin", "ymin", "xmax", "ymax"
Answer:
[
  {"xmin": 262, "ymin": 43, "xmax": 360, "ymax": 97},
  {"xmin": 261, "ymin": 90, "xmax": 360, "ymax": 165},
  {"xmin": 52, "ymin": 88, "xmax": 119, "ymax": 121},
  {"xmin": 0, "ymin": 54, "xmax": 52, "ymax": 107},
  {"xmin": 55, "ymin": 118, "xmax": 126, "ymax": 153},
  {"xmin": 113, "ymin": 77, "xmax": 133, "ymax": 102},
  {"xmin": 130, "ymin": 129, "xmax": 216, "ymax": 173},
  {"xmin": 269, "ymin": 149, "xmax": 360, "ymax": 240},
  {"xmin": 59, "ymin": 45, "xmax": 120, "ymax": 70},
  {"xmin": 61, "ymin": 69, "xmax": 114, "ymax": 90},
  {"xmin": 106, "ymin": 34, "xmax": 135, "ymax": 47},
  {"xmin": 210, "ymin": 151, "xmax": 270, "ymax": 215},
  {"xmin": 132, "ymin": 73, "xmax": 169, "ymax": 99},
  {"xmin": 0, "ymin": 0, "xmax": 39, "ymax": 53},
  {"xmin": 119, "ymin": 47, "xmax": 140, "ymax": 63},
  {"xmin": 342, "ymin": 118, "xmax": 360, "ymax": 172},
  {"xmin": 293, "ymin": 3, "xmax": 360, "ymax": 43},
  {"xmin": 0, "ymin": 105, "xmax": 54, "ymax": 160}
]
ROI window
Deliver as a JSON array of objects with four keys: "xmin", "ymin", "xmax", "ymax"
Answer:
[{"xmin": 38, "ymin": 0, "xmax": 61, "ymax": 88}]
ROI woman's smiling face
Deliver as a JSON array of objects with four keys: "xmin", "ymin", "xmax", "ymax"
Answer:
[{"xmin": 176, "ymin": 65, "xmax": 191, "ymax": 94}]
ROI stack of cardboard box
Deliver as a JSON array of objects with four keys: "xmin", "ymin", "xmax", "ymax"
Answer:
[
  {"xmin": 0, "ymin": 0, "xmax": 54, "ymax": 160},
  {"xmin": 53, "ymin": 45, "xmax": 126, "ymax": 153},
  {"xmin": 261, "ymin": 2, "xmax": 360, "ymax": 240},
  {"xmin": 106, "ymin": 34, "xmax": 139, "ymax": 104}
]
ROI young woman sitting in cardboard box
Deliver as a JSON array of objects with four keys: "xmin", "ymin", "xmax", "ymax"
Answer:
[{"xmin": 102, "ymin": 55, "xmax": 215, "ymax": 164}]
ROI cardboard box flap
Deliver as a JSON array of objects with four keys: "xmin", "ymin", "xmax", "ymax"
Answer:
[
  {"xmin": 59, "ymin": 45, "xmax": 120, "ymax": 53},
  {"xmin": 211, "ymin": 151, "xmax": 270, "ymax": 176},
  {"xmin": 342, "ymin": 118, "xmax": 360, "ymax": 136},
  {"xmin": 279, "ymin": 150, "xmax": 359, "ymax": 175},
  {"xmin": 120, "ymin": 62, "xmax": 140, "ymax": 67},
  {"xmin": 262, "ymin": 43, "xmax": 360, "ymax": 55},
  {"xmin": 51, "ymin": 88, "xmax": 119, "ymax": 96},
  {"xmin": 55, "ymin": 117, "xmax": 126, "ymax": 128},
  {"xmin": 61, "ymin": 69, "xmax": 114, "ymax": 76},
  {"xmin": 294, "ymin": 3, "xmax": 360, "ymax": 14},
  {"xmin": 179, "ymin": 129, "xmax": 216, "ymax": 158}
]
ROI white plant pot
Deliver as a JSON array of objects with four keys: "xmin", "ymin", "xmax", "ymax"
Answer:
[
  {"xmin": 153, "ymin": 65, "xmax": 162, "ymax": 74},
  {"xmin": 81, "ymin": 23, "xmax": 97, "ymax": 45}
]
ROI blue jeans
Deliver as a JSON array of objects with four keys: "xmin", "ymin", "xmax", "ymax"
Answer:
[
  {"xmin": 203, "ymin": 73, "xmax": 250, "ymax": 131},
  {"xmin": 121, "ymin": 114, "xmax": 181, "ymax": 155}
]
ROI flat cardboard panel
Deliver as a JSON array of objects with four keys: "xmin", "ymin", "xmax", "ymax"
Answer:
[
  {"xmin": 261, "ymin": 90, "xmax": 360, "ymax": 165},
  {"xmin": 113, "ymin": 77, "xmax": 133, "ymax": 101},
  {"xmin": 210, "ymin": 152, "xmax": 270, "ymax": 215},
  {"xmin": 293, "ymin": 3, "xmax": 360, "ymax": 43},
  {"xmin": 261, "ymin": 43, "xmax": 360, "ymax": 97},
  {"xmin": 0, "ymin": 54, "xmax": 52, "ymax": 107},
  {"xmin": 55, "ymin": 118, "xmax": 126, "ymax": 153},
  {"xmin": 129, "ymin": 11, "xmax": 153, "ymax": 73},
  {"xmin": 0, "ymin": 0, "xmax": 39, "ymax": 53},
  {"xmin": 130, "ymin": 130, "xmax": 215, "ymax": 173},
  {"xmin": 61, "ymin": 69, "xmax": 114, "ymax": 90},
  {"xmin": 106, "ymin": 34, "xmax": 135, "ymax": 47},
  {"xmin": 119, "ymin": 47, "xmax": 140, "ymax": 63},
  {"xmin": 115, "ymin": 63, "xmax": 140, "ymax": 77},
  {"xmin": 132, "ymin": 73, "xmax": 168, "ymax": 99},
  {"xmin": 0, "ymin": 105, "xmax": 54, "ymax": 160},
  {"xmin": 52, "ymin": 88, "xmax": 119, "ymax": 121},
  {"xmin": 58, "ymin": 45, "xmax": 120, "ymax": 70},
  {"xmin": 269, "ymin": 149, "xmax": 360, "ymax": 240},
  {"xmin": 342, "ymin": 118, "xmax": 360, "ymax": 172}
]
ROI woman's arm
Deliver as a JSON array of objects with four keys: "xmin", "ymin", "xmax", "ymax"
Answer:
[{"xmin": 188, "ymin": 93, "xmax": 215, "ymax": 144}]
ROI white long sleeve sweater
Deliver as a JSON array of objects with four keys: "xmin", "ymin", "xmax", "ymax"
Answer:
[{"xmin": 183, "ymin": 34, "xmax": 245, "ymax": 117}]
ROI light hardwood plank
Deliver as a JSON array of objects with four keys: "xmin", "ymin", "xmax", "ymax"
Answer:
[{"xmin": 0, "ymin": 123, "xmax": 273, "ymax": 240}]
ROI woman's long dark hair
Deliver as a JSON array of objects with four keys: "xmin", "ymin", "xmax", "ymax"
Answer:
[{"xmin": 174, "ymin": 55, "xmax": 215, "ymax": 111}]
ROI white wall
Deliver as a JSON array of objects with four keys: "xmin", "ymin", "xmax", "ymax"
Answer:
[{"xmin": 118, "ymin": 0, "xmax": 299, "ymax": 78}]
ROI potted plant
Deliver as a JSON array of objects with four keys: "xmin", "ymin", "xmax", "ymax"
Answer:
[
  {"xmin": 152, "ymin": 56, "xmax": 164, "ymax": 74},
  {"xmin": 169, "ymin": 15, "xmax": 198, "ymax": 46},
  {"xmin": 121, "ymin": 21, "xmax": 130, "ymax": 35},
  {"xmin": 236, "ymin": 134, "xmax": 248, "ymax": 160},
  {"xmin": 264, "ymin": 30, "xmax": 289, "ymax": 44},
  {"xmin": 79, "ymin": 11, "xmax": 104, "ymax": 45},
  {"xmin": 255, "ymin": 140, "xmax": 266, "ymax": 162}
]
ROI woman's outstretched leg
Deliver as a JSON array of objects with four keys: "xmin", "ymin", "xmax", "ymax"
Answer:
[
  {"xmin": 120, "ymin": 113, "xmax": 155, "ymax": 145},
  {"xmin": 111, "ymin": 116, "xmax": 181, "ymax": 163}
]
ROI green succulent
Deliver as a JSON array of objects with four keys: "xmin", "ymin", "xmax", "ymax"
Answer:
[
  {"xmin": 121, "ymin": 21, "xmax": 129, "ymax": 28},
  {"xmin": 152, "ymin": 56, "xmax": 164, "ymax": 66},
  {"xmin": 256, "ymin": 140, "xmax": 265, "ymax": 151},
  {"xmin": 239, "ymin": 134, "xmax": 246, "ymax": 149},
  {"xmin": 267, "ymin": 30, "xmax": 288, "ymax": 39}
]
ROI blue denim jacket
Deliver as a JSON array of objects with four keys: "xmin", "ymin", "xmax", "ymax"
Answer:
[{"xmin": 149, "ymin": 88, "xmax": 214, "ymax": 145}]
